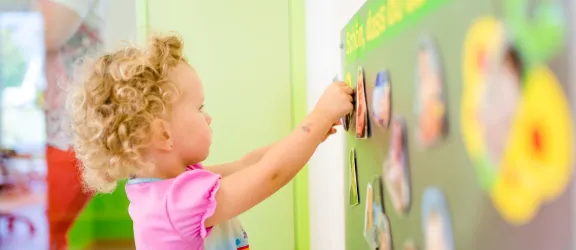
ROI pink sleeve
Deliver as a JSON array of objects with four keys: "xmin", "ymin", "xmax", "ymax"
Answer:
[
  {"xmin": 187, "ymin": 163, "xmax": 204, "ymax": 170},
  {"xmin": 166, "ymin": 169, "xmax": 221, "ymax": 239}
]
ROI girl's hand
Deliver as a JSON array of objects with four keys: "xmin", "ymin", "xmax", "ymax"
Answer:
[
  {"xmin": 322, "ymin": 120, "xmax": 341, "ymax": 142},
  {"xmin": 313, "ymin": 82, "xmax": 354, "ymax": 124}
]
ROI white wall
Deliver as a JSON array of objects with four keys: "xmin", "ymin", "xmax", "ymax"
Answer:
[{"xmin": 305, "ymin": 0, "xmax": 365, "ymax": 249}]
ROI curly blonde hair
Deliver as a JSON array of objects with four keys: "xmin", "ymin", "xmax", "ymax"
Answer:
[{"xmin": 67, "ymin": 34, "xmax": 186, "ymax": 193}]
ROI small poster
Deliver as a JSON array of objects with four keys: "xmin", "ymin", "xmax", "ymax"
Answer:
[
  {"xmin": 461, "ymin": 16, "xmax": 508, "ymax": 190},
  {"xmin": 372, "ymin": 70, "xmax": 392, "ymax": 129},
  {"xmin": 377, "ymin": 212, "xmax": 393, "ymax": 250},
  {"xmin": 349, "ymin": 148, "xmax": 360, "ymax": 206},
  {"xmin": 461, "ymin": 15, "xmax": 573, "ymax": 225},
  {"xmin": 363, "ymin": 183, "xmax": 378, "ymax": 249},
  {"xmin": 404, "ymin": 240, "xmax": 417, "ymax": 250},
  {"xmin": 415, "ymin": 36, "xmax": 448, "ymax": 148},
  {"xmin": 372, "ymin": 176, "xmax": 385, "ymax": 213},
  {"xmin": 421, "ymin": 187, "xmax": 454, "ymax": 250},
  {"xmin": 356, "ymin": 66, "xmax": 370, "ymax": 139},
  {"xmin": 365, "ymin": 177, "xmax": 391, "ymax": 250},
  {"xmin": 383, "ymin": 116, "xmax": 411, "ymax": 215},
  {"xmin": 341, "ymin": 73, "xmax": 353, "ymax": 131}
]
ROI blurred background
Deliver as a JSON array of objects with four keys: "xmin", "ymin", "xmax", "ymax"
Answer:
[{"xmin": 0, "ymin": 0, "xmax": 574, "ymax": 250}]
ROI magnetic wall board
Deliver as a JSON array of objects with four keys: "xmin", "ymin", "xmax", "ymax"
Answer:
[{"xmin": 341, "ymin": 0, "xmax": 576, "ymax": 250}]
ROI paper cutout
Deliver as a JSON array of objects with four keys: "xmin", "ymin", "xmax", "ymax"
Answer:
[
  {"xmin": 349, "ymin": 148, "xmax": 360, "ymax": 206},
  {"xmin": 461, "ymin": 16, "xmax": 506, "ymax": 191},
  {"xmin": 363, "ymin": 183, "xmax": 378, "ymax": 249},
  {"xmin": 342, "ymin": 72, "xmax": 354, "ymax": 131},
  {"xmin": 377, "ymin": 213, "xmax": 392, "ymax": 250},
  {"xmin": 403, "ymin": 240, "xmax": 417, "ymax": 250},
  {"xmin": 421, "ymin": 187, "xmax": 454, "ymax": 250},
  {"xmin": 492, "ymin": 66, "xmax": 574, "ymax": 225},
  {"xmin": 372, "ymin": 176, "xmax": 385, "ymax": 214},
  {"xmin": 480, "ymin": 45, "xmax": 524, "ymax": 170},
  {"xmin": 372, "ymin": 70, "xmax": 392, "ymax": 129},
  {"xmin": 415, "ymin": 36, "xmax": 447, "ymax": 148},
  {"xmin": 365, "ymin": 177, "xmax": 392, "ymax": 250},
  {"xmin": 461, "ymin": 16, "xmax": 574, "ymax": 225},
  {"xmin": 504, "ymin": 0, "xmax": 566, "ymax": 67},
  {"xmin": 383, "ymin": 116, "xmax": 411, "ymax": 215},
  {"xmin": 356, "ymin": 66, "xmax": 370, "ymax": 139}
]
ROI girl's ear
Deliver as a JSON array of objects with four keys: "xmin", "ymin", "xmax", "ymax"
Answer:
[{"xmin": 151, "ymin": 119, "xmax": 174, "ymax": 152}]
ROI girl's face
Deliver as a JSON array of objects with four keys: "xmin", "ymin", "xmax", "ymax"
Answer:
[
  {"xmin": 419, "ymin": 49, "xmax": 441, "ymax": 102},
  {"xmin": 419, "ymin": 50, "xmax": 434, "ymax": 91},
  {"xmin": 392, "ymin": 122, "xmax": 403, "ymax": 151},
  {"xmin": 480, "ymin": 49, "xmax": 522, "ymax": 164},
  {"xmin": 169, "ymin": 63, "xmax": 213, "ymax": 165},
  {"xmin": 379, "ymin": 85, "xmax": 391, "ymax": 123},
  {"xmin": 419, "ymin": 50, "xmax": 429, "ymax": 78},
  {"xmin": 426, "ymin": 212, "xmax": 447, "ymax": 250},
  {"xmin": 379, "ymin": 228, "xmax": 389, "ymax": 250}
]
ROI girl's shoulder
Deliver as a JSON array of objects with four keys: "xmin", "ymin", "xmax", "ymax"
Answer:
[
  {"xmin": 175, "ymin": 163, "xmax": 220, "ymax": 189},
  {"xmin": 166, "ymin": 164, "xmax": 222, "ymax": 239}
]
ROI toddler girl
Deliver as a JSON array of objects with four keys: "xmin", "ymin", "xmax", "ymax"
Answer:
[{"xmin": 66, "ymin": 34, "xmax": 353, "ymax": 249}]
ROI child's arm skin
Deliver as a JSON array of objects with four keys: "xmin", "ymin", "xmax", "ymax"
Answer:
[
  {"xmin": 206, "ymin": 124, "xmax": 338, "ymax": 177},
  {"xmin": 205, "ymin": 82, "xmax": 352, "ymax": 227},
  {"xmin": 205, "ymin": 144, "xmax": 275, "ymax": 177}
]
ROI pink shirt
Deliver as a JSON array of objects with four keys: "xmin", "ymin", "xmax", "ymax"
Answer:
[{"xmin": 125, "ymin": 164, "xmax": 250, "ymax": 250}]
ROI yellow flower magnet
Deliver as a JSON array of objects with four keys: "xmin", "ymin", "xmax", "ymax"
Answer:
[
  {"xmin": 461, "ymin": 17, "xmax": 573, "ymax": 225},
  {"xmin": 492, "ymin": 165, "xmax": 541, "ymax": 225},
  {"xmin": 491, "ymin": 66, "xmax": 573, "ymax": 225},
  {"xmin": 461, "ymin": 16, "xmax": 506, "ymax": 191},
  {"xmin": 503, "ymin": 66, "xmax": 573, "ymax": 202}
]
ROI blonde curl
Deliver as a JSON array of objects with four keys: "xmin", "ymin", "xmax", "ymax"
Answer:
[{"xmin": 67, "ymin": 34, "xmax": 186, "ymax": 193}]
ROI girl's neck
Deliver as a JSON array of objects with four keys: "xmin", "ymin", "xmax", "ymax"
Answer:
[
  {"xmin": 133, "ymin": 162, "xmax": 187, "ymax": 180},
  {"xmin": 133, "ymin": 171, "xmax": 178, "ymax": 180}
]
